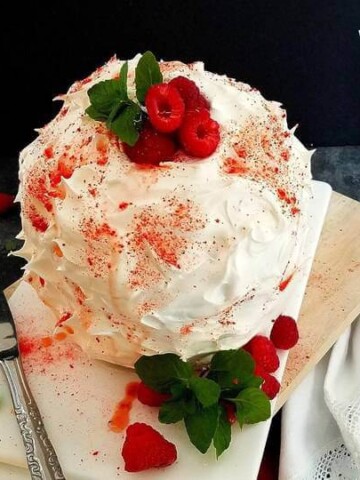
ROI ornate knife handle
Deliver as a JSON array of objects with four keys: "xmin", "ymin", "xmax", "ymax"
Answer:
[{"xmin": 0, "ymin": 357, "xmax": 66, "ymax": 480}]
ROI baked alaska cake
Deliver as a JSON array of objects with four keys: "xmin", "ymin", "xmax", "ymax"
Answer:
[{"xmin": 16, "ymin": 52, "xmax": 312, "ymax": 369}]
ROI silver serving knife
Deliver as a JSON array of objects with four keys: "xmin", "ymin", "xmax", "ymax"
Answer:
[{"xmin": 0, "ymin": 292, "xmax": 66, "ymax": 480}]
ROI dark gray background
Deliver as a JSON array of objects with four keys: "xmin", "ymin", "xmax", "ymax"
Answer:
[{"xmin": 1, "ymin": 0, "xmax": 360, "ymax": 163}]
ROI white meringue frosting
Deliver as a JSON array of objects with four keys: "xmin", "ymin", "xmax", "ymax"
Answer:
[{"xmin": 16, "ymin": 54, "xmax": 312, "ymax": 367}]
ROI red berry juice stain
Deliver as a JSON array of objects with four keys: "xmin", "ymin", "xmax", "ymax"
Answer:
[
  {"xmin": 223, "ymin": 157, "xmax": 249, "ymax": 175},
  {"xmin": 27, "ymin": 168, "xmax": 53, "ymax": 212},
  {"xmin": 291, "ymin": 207, "xmax": 300, "ymax": 216},
  {"xmin": 279, "ymin": 272, "xmax": 294, "ymax": 291},
  {"xmin": 28, "ymin": 208, "xmax": 49, "ymax": 232},
  {"xmin": 96, "ymin": 137, "xmax": 109, "ymax": 166},
  {"xmin": 18, "ymin": 333, "xmax": 80, "ymax": 376},
  {"xmin": 44, "ymin": 146, "xmax": 54, "ymax": 159},
  {"xmin": 55, "ymin": 312, "xmax": 72, "ymax": 328},
  {"xmin": 49, "ymin": 154, "xmax": 76, "ymax": 187},
  {"xmin": 281, "ymin": 149, "xmax": 290, "ymax": 161},
  {"xmin": 108, "ymin": 382, "xmax": 140, "ymax": 433},
  {"xmin": 18, "ymin": 337, "xmax": 37, "ymax": 356},
  {"xmin": 119, "ymin": 202, "xmax": 129, "ymax": 211},
  {"xmin": 180, "ymin": 324, "xmax": 193, "ymax": 335}
]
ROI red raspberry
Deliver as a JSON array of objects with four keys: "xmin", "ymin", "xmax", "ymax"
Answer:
[
  {"xmin": 123, "ymin": 123, "xmax": 176, "ymax": 165},
  {"xmin": 121, "ymin": 422, "xmax": 177, "ymax": 472},
  {"xmin": 270, "ymin": 315, "xmax": 299, "ymax": 350},
  {"xmin": 137, "ymin": 382, "xmax": 171, "ymax": 407},
  {"xmin": 0, "ymin": 193, "xmax": 15, "ymax": 215},
  {"xmin": 262, "ymin": 374, "xmax": 280, "ymax": 400},
  {"xmin": 222, "ymin": 401, "xmax": 237, "ymax": 425},
  {"xmin": 169, "ymin": 76, "xmax": 210, "ymax": 112},
  {"xmin": 145, "ymin": 83, "xmax": 185, "ymax": 133},
  {"xmin": 179, "ymin": 110, "xmax": 220, "ymax": 158},
  {"xmin": 255, "ymin": 366, "xmax": 280, "ymax": 400},
  {"xmin": 192, "ymin": 93, "xmax": 210, "ymax": 111},
  {"xmin": 244, "ymin": 336, "xmax": 279, "ymax": 373}
]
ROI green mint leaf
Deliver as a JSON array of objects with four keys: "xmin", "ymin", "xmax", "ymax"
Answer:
[
  {"xmin": 209, "ymin": 349, "xmax": 256, "ymax": 389},
  {"xmin": 184, "ymin": 404, "xmax": 219, "ymax": 454},
  {"xmin": 231, "ymin": 388, "xmax": 271, "ymax": 427},
  {"xmin": 135, "ymin": 51, "xmax": 163, "ymax": 104},
  {"xmin": 189, "ymin": 377, "xmax": 220, "ymax": 407},
  {"xmin": 159, "ymin": 383, "xmax": 196, "ymax": 421},
  {"xmin": 87, "ymin": 79, "xmax": 124, "ymax": 115},
  {"xmin": 213, "ymin": 405, "xmax": 231, "ymax": 458},
  {"xmin": 119, "ymin": 61, "xmax": 129, "ymax": 100},
  {"xmin": 159, "ymin": 399, "xmax": 186, "ymax": 424},
  {"xmin": 85, "ymin": 105, "xmax": 108, "ymax": 122},
  {"xmin": 172, "ymin": 385, "xmax": 197, "ymax": 412},
  {"xmin": 107, "ymin": 100, "xmax": 131, "ymax": 124},
  {"xmin": 184, "ymin": 395, "xmax": 197, "ymax": 415},
  {"xmin": 134, "ymin": 353, "xmax": 193, "ymax": 393},
  {"xmin": 242, "ymin": 375, "xmax": 263, "ymax": 389},
  {"xmin": 220, "ymin": 374, "xmax": 264, "ymax": 398},
  {"xmin": 211, "ymin": 349, "xmax": 255, "ymax": 376},
  {"xmin": 108, "ymin": 103, "xmax": 142, "ymax": 146},
  {"xmin": 170, "ymin": 382, "xmax": 187, "ymax": 400}
]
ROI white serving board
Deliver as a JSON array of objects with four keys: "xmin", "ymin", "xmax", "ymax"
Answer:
[
  {"xmin": 0, "ymin": 181, "xmax": 332, "ymax": 480},
  {"xmin": 0, "ymin": 463, "xmax": 29, "ymax": 479}
]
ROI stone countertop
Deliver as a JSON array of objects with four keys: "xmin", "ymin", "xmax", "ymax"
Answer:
[{"xmin": 0, "ymin": 146, "xmax": 359, "ymax": 292}]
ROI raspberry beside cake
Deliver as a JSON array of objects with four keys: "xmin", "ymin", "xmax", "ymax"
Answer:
[{"xmin": 16, "ymin": 53, "xmax": 312, "ymax": 367}]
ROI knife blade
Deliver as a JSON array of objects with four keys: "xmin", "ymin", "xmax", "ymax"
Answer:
[{"xmin": 0, "ymin": 291, "xmax": 66, "ymax": 480}]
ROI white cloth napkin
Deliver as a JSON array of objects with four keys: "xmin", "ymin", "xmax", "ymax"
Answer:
[{"xmin": 280, "ymin": 317, "xmax": 360, "ymax": 479}]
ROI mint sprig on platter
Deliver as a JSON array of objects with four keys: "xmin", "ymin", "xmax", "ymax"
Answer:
[
  {"xmin": 134, "ymin": 349, "xmax": 271, "ymax": 458},
  {"xmin": 85, "ymin": 51, "xmax": 162, "ymax": 146}
]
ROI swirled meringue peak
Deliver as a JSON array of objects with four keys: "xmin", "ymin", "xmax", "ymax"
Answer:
[{"xmin": 16, "ymin": 54, "xmax": 312, "ymax": 367}]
